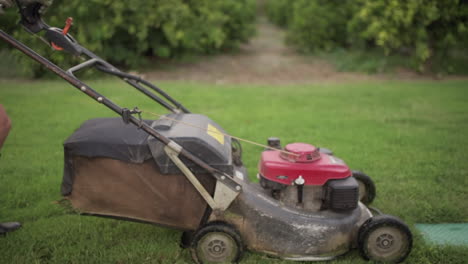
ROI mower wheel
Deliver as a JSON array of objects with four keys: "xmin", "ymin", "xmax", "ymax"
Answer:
[
  {"xmin": 352, "ymin": 170, "xmax": 376, "ymax": 204},
  {"xmin": 191, "ymin": 222, "xmax": 244, "ymax": 264},
  {"xmin": 358, "ymin": 215, "xmax": 412, "ymax": 263},
  {"xmin": 180, "ymin": 231, "xmax": 194, "ymax": 249}
]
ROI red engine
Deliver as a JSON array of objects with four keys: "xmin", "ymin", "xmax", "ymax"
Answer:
[
  {"xmin": 258, "ymin": 141, "xmax": 359, "ymax": 212},
  {"xmin": 259, "ymin": 143, "xmax": 351, "ymax": 186}
]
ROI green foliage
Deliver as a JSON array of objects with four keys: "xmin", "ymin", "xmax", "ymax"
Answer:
[
  {"xmin": 266, "ymin": 0, "xmax": 468, "ymax": 72},
  {"xmin": 265, "ymin": 0, "xmax": 295, "ymax": 27},
  {"xmin": 219, "ymin": 0, "xmax": 257, "ymax": 48},
  {"xmin": 349, "ymin": 0, "xmax": 468, "ymax": 72},
  {"xmin": 0, "ymin": 0, "xmax": 256, "ymax": 77},
  {"xmin": 286, "ymin": 0, "xmax": 355, "ymax": 52}
]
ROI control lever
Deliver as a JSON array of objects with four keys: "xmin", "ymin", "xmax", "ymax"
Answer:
[
  {"xmin": 44, "ymin": 17, "xmax": 82, "ymax": 56},
  {"xmin": 51, "ymin": 17, "xmax": 73, "ymax": 51}
]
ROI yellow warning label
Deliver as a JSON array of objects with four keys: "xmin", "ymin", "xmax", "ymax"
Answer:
[{"xmin": 207, "ymin": 124, "xmax": 225, "ymax": 145}]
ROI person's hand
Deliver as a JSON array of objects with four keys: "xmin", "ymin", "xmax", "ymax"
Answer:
[
  {"xmin": 0, "ymin": 0, "xmax": 13, "ymax": 14},
  {"xmin": 1, "ymin": 0, "xmax": 53, "ymax": 15},
  {"xmin": 17, "ymin": 0, "xmax": 52, "ymax": 6},
  {"xmin": 17, "ymin": 0, "xmax": 53, "ymax": 14}
]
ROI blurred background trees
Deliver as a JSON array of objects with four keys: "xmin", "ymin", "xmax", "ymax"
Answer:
[
  {"xmin": 1, "ymin": 0, "xmax": 467, "ymax": 77},
  {"xmin": 267, "ymin": 0, "xmax": 468, "ymax": 73},
  {"xmin": 0, "ymin": 0, "xmax": 257, "ymax": 77}
]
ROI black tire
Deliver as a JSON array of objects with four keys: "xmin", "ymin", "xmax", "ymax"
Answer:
[
  {"xmin": 353, "ymin": 170, "xmax": 376, "ymax": 204},
  {"xmin": 358, "ymin": 215, "xmax": 412, "ymax": 263},
  {"xmin": 191, "ymin": 222, "xmax": 244, "ymax": 264},
  {"xmin": 180, "ymin": 231, "xmax": 194, "ymax": 249}
]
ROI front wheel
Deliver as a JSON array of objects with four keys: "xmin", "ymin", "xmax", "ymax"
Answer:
[
  {"xmin": 358, "ymin": 215, "xmax": 412, "ymax": 263},
  {"xmin": 191, "ymin": 222, "xmax": 244, "ymax": 264}
]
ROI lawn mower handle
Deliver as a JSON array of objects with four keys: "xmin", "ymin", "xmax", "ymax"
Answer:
[
  {"xmin": 6, "ymin": 1, "xmax": 190, "ymax": 114},
  {"xmin": 0, "ymin": 13, "xmax": 240, "ymax": 192}
]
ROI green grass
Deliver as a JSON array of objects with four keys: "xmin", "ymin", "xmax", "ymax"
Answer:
[
  {"xmin": 314, "ymin": 48, "xmax": 468, "ymax": 75},
  {"xmin": 314, "ymin": 49, "xmax": 411, "ymax": 74},
  {"xmin": 0, "ymin": 78, "xmax": 468, "ymax": 263}
]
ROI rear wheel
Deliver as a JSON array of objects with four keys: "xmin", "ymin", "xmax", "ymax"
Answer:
[
  {"xmin": 358, "ymin": 215, "xmax": 412, "ymax": 263},
  {"xmin": 353, "ymin": 170, "xmax": 376, "ymax": 204},
  {"xmin": 180, "ymin": 231, "xmax": 194, "ymax": 249},
  {"xmin": 191, "ymin": 222, "xmax": 244, "ymax": 264}
]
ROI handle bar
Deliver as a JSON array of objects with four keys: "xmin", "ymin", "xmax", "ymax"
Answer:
[{"xmin": 2, "ymin": 1, "xmax": 189, "ymax": 113}]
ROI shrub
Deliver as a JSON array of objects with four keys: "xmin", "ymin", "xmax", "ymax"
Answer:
[
  {"xmin": 0, "ymin": 0, "xmax": 256, "ymax": 77},
  {"xmin": 348, "ymin": 0, "xmax": 468, "ymax": 71},
  {"xmin": 266, "ymin": 0, "xmax": 468, "ymax": 72},
  {"xmin": 286, "ymin": 0, "xmax": 355, "ymax": 52},
  {"xmin": 266, "ymin": 0, "xmax": 296, "ymax": 27}
]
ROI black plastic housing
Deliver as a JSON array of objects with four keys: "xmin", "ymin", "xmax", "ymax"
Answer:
[
  {"xmin": 259, "ymin": 174, "xmax": 286, "ymax": 191},
  {"xmin": 325, "ymin": 177, "xmax": 359, "ymax": 211},
  {"xmin": 148, "ymin": 113, "xmax": 234, "ymax": 175}
]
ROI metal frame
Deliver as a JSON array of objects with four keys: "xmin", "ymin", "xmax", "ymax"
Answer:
[{"xmin": 164, "ymin": 142, "xmax": 241, "ymax": 211}]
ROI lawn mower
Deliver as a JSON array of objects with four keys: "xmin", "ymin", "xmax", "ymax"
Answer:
[{"xmin": 0, "ymin": 2, "xmax": 413, "ymax": 263}]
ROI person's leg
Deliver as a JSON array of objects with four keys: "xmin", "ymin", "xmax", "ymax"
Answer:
[
  {"xmin": 0, "ymin": 104, "xmax": 21, "ymax": 235},
  {"xmin": 0, "ymin": 104, "xmax": 11, "ymax": 149}
]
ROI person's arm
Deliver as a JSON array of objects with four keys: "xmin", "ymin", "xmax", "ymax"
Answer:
[
  {"xmin": 1, "ymin": 0, "xmax": 52, "ymax": 14},
  {"xmin": 0, "ymin": 104, "xmax": 12, "ymax": 150}
]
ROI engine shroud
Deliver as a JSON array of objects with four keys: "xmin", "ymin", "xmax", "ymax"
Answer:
[{"xmin": 259, "ymin": 143, "xmax": 351, "ymax": 186}]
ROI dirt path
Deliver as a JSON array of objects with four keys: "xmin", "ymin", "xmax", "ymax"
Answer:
[{"xmin": 144, "ymin": 14, "xmax": 454, "ymax": 84}]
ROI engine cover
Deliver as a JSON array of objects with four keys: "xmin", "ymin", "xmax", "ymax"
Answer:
[{"xmin": 259, "ymin": 143, "xmax": 351, "ymax": 186}]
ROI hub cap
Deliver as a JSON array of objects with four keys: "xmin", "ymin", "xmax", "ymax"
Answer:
[
  {"xmin": 377, "ymin": 233, "xmax": 394, "ymax": 249},
  {"xmin": 197, "ymin": 232, "xmax": 237, "ymax": 263},
  {"xmin": 367, "ymin": 226, "xmax": 407, "ymax": 261},
  {"xmin": 208, "ymin": 239, "xmax": 226, "ymax": 255}
]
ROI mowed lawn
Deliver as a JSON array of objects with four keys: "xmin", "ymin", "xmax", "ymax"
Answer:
[{"xmin": 0, "ymin": 78, "xmax": 467, "ymax": 263}]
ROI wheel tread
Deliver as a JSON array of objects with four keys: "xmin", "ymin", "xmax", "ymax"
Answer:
[{"xmin": 353, "ymin": 170, "xmax": 376, "ymax": 204}]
